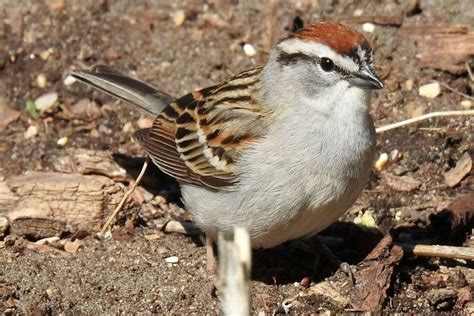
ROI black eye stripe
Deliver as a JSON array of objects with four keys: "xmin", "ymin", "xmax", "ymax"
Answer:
[{"xmin": 276, "ymin": 49, "xmax": 353, "ymax": 77}]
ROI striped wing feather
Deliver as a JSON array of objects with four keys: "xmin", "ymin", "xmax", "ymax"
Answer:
[{"xmin": 132, "ymin": 67, "xmax": 269, "ymax": 189}]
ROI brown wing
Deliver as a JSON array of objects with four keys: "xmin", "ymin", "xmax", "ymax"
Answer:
[{"xmin": 132, "ymin": 67, "xmax": 270, "ymax": 190}]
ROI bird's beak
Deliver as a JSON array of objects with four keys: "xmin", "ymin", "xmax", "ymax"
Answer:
[{"xmin": 349, "ymin": 63, "xmax": 384, "ymax": 90}]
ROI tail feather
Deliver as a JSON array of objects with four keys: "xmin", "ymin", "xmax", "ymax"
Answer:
[{"xmin": 71, "ymin": 65, "xmax": 174, "ymax": 115}]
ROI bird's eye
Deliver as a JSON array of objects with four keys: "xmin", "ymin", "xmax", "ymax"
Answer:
[{"xmin": 320, "ymin": 57, "xmax": 334, "ymax": 72}]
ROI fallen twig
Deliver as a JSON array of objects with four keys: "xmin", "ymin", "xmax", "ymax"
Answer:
[
  {"xmin": 466, "ymin": 60, "xmax": 473, "ymax": 81},
  {"xmin": 434, "ymin": 81, "xmax": 474, "ymax": 100},
  {"xmin": 218, "ymin": 227, "xmax": 252, "ymax": 316},
  {"xmin": 99, "ymin": 158, "xmax": 149, "ymax": 237},
  {"xmin": 397, "ymin": 243, "xmax": 474, "ymax": 261},
  {"xmin": 375, "ymin": 110, "xmax": 474, "ymax": 133}
]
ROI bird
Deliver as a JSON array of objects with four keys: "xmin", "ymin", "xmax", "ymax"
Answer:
[{"xmin": 72, "ymin": 22, "xmax": 383, "ymax": 281}]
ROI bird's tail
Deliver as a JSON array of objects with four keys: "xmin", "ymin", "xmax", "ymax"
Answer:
[{"xmin": 71, "ymin": 65, "xmax": 174, "ymax": 116}]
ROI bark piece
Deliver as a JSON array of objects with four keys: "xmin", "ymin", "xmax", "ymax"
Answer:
[
  {"xmin": 10, "ymin": 217, "xmax": 66, "ymax": 240},
  {"xmin": 348, "ymin": 235, "xmax": 403, "ymax": 311},
  {"xmin": 444, "ymin": 152, "xmax": 472, "ymax": 188},
  {"xmin": 53, "ymin": 148, "xmax": 129, "ymax": 181},
  {"xmin": 383, "ymin": 173, "xmax": 421, "ymax": 192},
  {"xmin": 429, "ymin": 193, "xmax": 474, "ymax": 243},
  {"xmin": 0, "ymin": 172, "xmax": 124, "ymax": 234}
]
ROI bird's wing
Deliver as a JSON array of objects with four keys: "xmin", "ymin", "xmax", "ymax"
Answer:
[
  {"xmin": 132, "ymin": 67, "xmax": 270, "ymax": 189},
  {"xmin": 72, "ymin": 65, "xmax": 175, "ymax": 115}
]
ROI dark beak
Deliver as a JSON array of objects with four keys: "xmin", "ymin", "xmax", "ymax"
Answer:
[{"xmin": 349, "ymin": 63, "xmax": 384, "ymax": 90}]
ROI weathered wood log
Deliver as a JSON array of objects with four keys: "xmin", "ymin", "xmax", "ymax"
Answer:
[
  {"xmin": 0, "ymin": 172, "xmax": 124, "ymax": 238},
  {"xmin": 400, "ymin": 25, "xmax": 474, "ymax": 73}
]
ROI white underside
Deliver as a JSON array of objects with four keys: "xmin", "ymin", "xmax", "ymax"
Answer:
[{"xmin": 181, "ymin": 84, "xmax": 376, "ymax": 248}]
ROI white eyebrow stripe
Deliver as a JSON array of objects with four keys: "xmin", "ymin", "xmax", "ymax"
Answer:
[{"xmin": 277, "ymin": 39, "xmax": 359, "ymax": 73}]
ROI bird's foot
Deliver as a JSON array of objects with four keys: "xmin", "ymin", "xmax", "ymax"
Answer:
[{"xmin": 206, "ymin": 235, "xmax": 218, "ymax": 296}]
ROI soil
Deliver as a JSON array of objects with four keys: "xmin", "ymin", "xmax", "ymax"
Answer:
[{"xmin": 1, "ymin": 0, "xmax": 473, "ymax": 314}]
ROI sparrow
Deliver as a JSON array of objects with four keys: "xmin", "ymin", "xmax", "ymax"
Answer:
[{"xmin": 72, "ymin": 22, "xmax": 383, "ymax": 279}]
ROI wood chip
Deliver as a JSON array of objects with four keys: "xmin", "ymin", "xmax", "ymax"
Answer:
[
  {"xmin": 383, "ymin": 173, "xmax": 422, "ymax": 192},
  {"xmin": 203, "ymin": 13, "xmax": 229, "ymax": 29},
  {"xmin": 53, "ymin": 148, "xmax": 128, "ymax": 181},
  {"xmin": 309, "ymin": 282, "xmax": 350, "ymax": 308},
  {"xmin": 444, "ymin": 152, "xmax": 472, "ymax": 187},
  {"xmin": 70, "ymin": 98, "xmax": 101, "ymax": 120},
  {"xmin": 0, "ymin": 96, "xmax": 20, "ymax": 132},
  {"xmin": 64, "ymin": 239, "xmax": 82, "ymax": 253}
]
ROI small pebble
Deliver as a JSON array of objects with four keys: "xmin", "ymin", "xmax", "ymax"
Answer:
[
  {"xmin": 418, "ymin": 82, "xmax": 441, "ymax": 99},
  {"xmin": 90, "ymin": 129, "xmax": 100, "ymax": 138},
  {"xmin": 24, "ymin": 125, "xmax": 38, "ymax": 139},
  {"xmin": 64, "ymin": 239, "xmax": 81, "ymax": 253},
  {"xmin": 375, "ymin": 152, "xmax": 389, "ymax": 171},
  {"xmin": 243, "ymin": 43, "xmax": 257, "ymax": 57},
  {"xmin": 36, "ymin": 73, "xmax": 48, "ymax": 88},
  {"xmin": 404, "ymin": 79, "xmax": 414, "ymax": 91},
  {"xmin": 57, "ymin": 136, "xmax": 68, "ymax": 147},
  {"xmin": 45, "ymin": 287, "xmax": 56, "ymax": 298},
  {"xmin": 362, "ymin": 22, "xmax": 375, "ymax": 33},
  {"xmin": 122, "ymin": 121, "xmax": 133, "ymax": 133},
  {"xmin": 353, "ymin": 9, "xmax": 364, "ymax": 16},
  {"xmin": 63, "ymin": 75, "xmax": 77, "ymax": 86},
  {"xmin": 395, "ymin": 210, "xmax": 402, "ymax": 221},
  {"xmin": 165, "ymin": 256, "xmax": 179, "ymax": 263},
  {"xmin": 35, "ymin": 92, "xmax": 58, "ymax": 112},
  {"xmin": 460, "ymin": 99, "xmax": 472, "ymax": 109},
  {"xmin": 0, "ymin": 216, "xmax": 9, "ymax": 238},
  {"xmin": 389, "ymin": 149, "xmax": 402, "ymax": 162},
  {"xmin": 98, "ymin": 125, "xmax": 112, "ymax": 135},
  {"xmin": 173, "ymin": 10, "xmax": 186, "ymax": 26},
  {"xmin": 39, "ymin": 49, "xmax": 52, "ymax": 60}
]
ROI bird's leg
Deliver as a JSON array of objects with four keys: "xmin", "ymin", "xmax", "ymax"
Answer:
[
  {"xmin": 206, "ymin": 235, "xmax": 218, "ymax": 285},
  {"xmin": 310, "ymin": 235, "xmax": 342, "ymax": 269},
  {"xmin": 310, "ymin": 235, "xmax": 355, "ymax": 284}
]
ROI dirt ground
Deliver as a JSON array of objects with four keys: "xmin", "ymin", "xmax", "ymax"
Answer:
[{"xmin": 1, "ymin": 0, "xmax": 473, "ymax": 314}]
